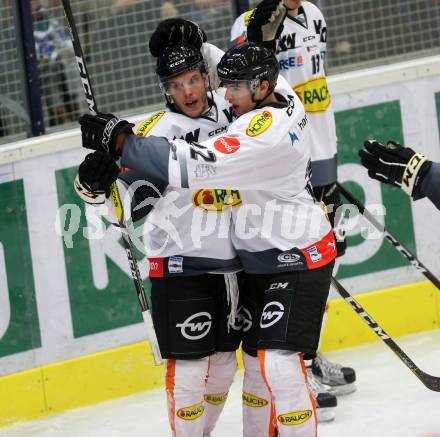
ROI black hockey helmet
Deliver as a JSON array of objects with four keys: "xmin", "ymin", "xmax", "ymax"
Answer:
[
  {"xmin": 156, "ymin": 42, "xmax": 207, "ymax": 83},
  {"xmin": 217, "ymin": 42, "xmax": 279, "ymax": 94}
]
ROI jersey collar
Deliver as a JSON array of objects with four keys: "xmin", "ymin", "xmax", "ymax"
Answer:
[
  {"xmin": 286, "ymin": 6, "xmax": 308, "ymax": 29},
  {"xmin": 199, "ymin": 97, "xmax": 219, "ymax": 122}
]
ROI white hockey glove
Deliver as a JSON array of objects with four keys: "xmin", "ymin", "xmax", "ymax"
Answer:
[{"xmin": 359, "ymin": 140, "xmax": 432, "ymax": 196}]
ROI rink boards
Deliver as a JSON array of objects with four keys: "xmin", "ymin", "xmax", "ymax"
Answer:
[{"xmin": 0, "ymin": 56, "xmax": 440, "ymax": 427}]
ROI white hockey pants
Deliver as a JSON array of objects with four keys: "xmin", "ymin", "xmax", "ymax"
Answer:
[
  {"xmin": 166, "ymin": 351, "xmax": 237, "ymax": 437},
  {"xmin": 243, "ymin": 350, "xmax": 318, "ymax": 437}
]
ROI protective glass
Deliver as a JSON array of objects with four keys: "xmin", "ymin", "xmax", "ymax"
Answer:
[
  {"xmin": 160, "ymin": 73, "xmax": 205, "ymax": 96},
  {"xmin": 219, "ymin": 79, "xmax": 260, "ymax": 97}
]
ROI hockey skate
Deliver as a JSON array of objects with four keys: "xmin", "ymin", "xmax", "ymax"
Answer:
[
  {"xmin": 311, "ymin": 352, "xmax": 356, "ymax": 396},
  {"xmin": 307, "ymin": 369, "xmax": 337, "ymax": 423}
]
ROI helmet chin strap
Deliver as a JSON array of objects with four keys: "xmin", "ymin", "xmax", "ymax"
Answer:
[
  {"xmin": 251, "ymin": 84, "xmax": 275, "ymax": 109},
  {"xmin": 206, "ymin": 77, "xmax": 215, "ymax": 113}
]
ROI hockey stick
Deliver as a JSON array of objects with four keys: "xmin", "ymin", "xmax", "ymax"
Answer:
[
  {"xmin": 331, "ymin": 277, "xmax": 440, "ymax": 392},
  {"xmin": 337, "ymin": 182, "xmax": 440, "ymax": 291},
  {"xmin": 61, "ymin": 0, "xmax": 163, "ymax": 365}
]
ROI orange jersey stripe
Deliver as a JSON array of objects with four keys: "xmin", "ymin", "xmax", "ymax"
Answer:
[
  {"xmin": 300, "ymin": 354, "xmax": 318, "ymax": 436},
  {"xmin": 257, "ymin": 350, "xmax": 278, "ymax": 436},
  {"xmin": 166, "ymin": 359, "xmax": 177, "ymax": 436}
]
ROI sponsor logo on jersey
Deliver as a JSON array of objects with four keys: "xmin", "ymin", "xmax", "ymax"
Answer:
[
  {"xmin": 294, "ymin": 77, "xmax": 330, "ymax": 113},
  {"xmin": 214, "ymin": 136, "xmax": 240, "ymax": 154},
  {"xmin": 289, "ymin": 132, "xmax": 299, "ymax": 144},
  {"xmin": 204, "ymin": 392, "xmax": 228, "ymax": 406},
  {"xmin": 244, "ymin": 9, "xmax": 255, "ymax": 26},
  {"xmin": 276, "ymin": 32, "xmax": 297, "ymax": 54},
  {"xmin": 168, "ymin": 255, "xmax": 183, "ymax": 274},
  {"xmin": 242, "ymin": 392, "xmax": 269, "ymax": 408},
  {"xmin": 303, "ymin": 35, "xmax": 316, "ymax": 42},
  {"xmin": 246, "ymin": 111, "xmax": 272, "ymax": 137},
  {"xmin": 260, "ymin": 301, "xmax": 284, "ymax": 328},
  {"xmin": 148, "ymin": 258, "xmax": 164, "ymax": 277},
  {"xmin": 176, "ymin": 312, "xmax": 212, "ymax": 340},
  {"xmin": 278, "ymin": 410, "xmax": 312, "ymax": 426},
  {"xmin": 300, "ymin": 230, "xmax": 337, "ymax": 269},
  {"xmin": 279, "ymin": 55, "xmax": 304, "ymax": 71},
  {"xmin": 298, "ymin": 114, "xmax": 308, "ymax": 131},
  {"xmin": 208, "ymin": 125, "xmax": 228, "ymax": 137},
  {"xmin": 192, "ymin": 189, "xmax": 242, "ymax": 212},
  {"xmin": 278, "ymin": 252, "xmax": 301, "ymax": 263},
  {"xmin": 177, "ymin": 401, "xmax": 205, "ymax": 420},
  {"xmin": 136, "ymin": 111, "xmax": 165, "ymax": 136},
  {"xmin": 277, "ymin": 251, "xmax": 304, "ymax": 268},
  {"xmin": 314, "ymin": 19, "xmax": 327, "ymax": 43},
  {"xmin": 306, "ymin": 44, "xmax": 318, "ymax": 53},
  {"xmin": 194, "ymin": 164, "xmax": 217, "ymax": 179},
  {"xmin": 305, "ymin": 245, "xmax": 322, "ymax": 263},
  {"xmin": 175, "ymin": 128, "xmax": 200, "ymax": 143}
]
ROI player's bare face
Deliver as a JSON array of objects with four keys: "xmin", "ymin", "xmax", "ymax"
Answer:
[
  {"xmin": 166, "ymin": 70, "xmax": 209, "ymax": 118},
  {"xmin": 224, "ymin": 83, "xmax": 255, "ymax": 116},
  {"xmin": 283, "ymin": 0, "xmax": 301, "ymax": 12}
]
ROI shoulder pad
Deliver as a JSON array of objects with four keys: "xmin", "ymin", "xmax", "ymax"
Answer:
[{"xmin": 136, "ymin": 111, "xmax": 166, "ymax": 137}]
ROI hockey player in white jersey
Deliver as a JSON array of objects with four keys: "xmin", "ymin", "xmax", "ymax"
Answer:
[
  {"xmin": 78, "ymin": 41, "xmax": 337, "ymax": 437},
  {"xmin": 231, "ymin": 0, "xmax": 356, "ymax": 403},
  {"xmin": 75, "ymin": 28, "xmax": 242, "ymax": 436}
]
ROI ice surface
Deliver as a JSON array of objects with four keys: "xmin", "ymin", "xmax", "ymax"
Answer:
[{"xmin": 3, "ymin": 330, "xmax": 440, "ymax": 437}]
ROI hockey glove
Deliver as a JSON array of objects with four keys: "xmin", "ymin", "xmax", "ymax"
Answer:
[
  {"xmin": 359, "ymin": 140, "xmax": 432, "ymax": 196},
  {"xmin": 75, "ymin": 151, "xmax": 120, "ymax": 204},
  {"xmin": 79, "ymin": 113, "xmax": 134, "ymax": 159},
  {"xmin": 149, "ymin": 18, "xmax": 207, "ymax": 58},
  {"xmin": 247, "ymin": 0, "xmax": 287, "ymax": 52}
]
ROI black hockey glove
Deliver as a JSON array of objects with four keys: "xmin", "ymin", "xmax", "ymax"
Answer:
[
  {"xmin": 359, "ymin": 140, "xmax": 432, "ymax": 196},
  {"xmin": 247, "ymin": 0, "xmax": 287, "ymax": 52},
  {"xmin": 79, "ymin": 113, "xmax": 134, "ymax": 159},
  {"xmin": 78, "ymin": 151, "xmax": 119, "ymax": 198},
  {"xmin": 149, "ymin": 18, "xmax": 207, "ymax": 57}
]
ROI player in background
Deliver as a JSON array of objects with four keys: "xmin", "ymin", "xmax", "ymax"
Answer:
[
  {"xmin": 78, "ymin": 40, "xmax": 338, "ymax": 437},
  {"xmin": 359, "ymin": 140, "xmax": 440, "ymax": 210},
  {"xmin": 75, "ymin": 24, "xmax": 242, "ymax": 437},
  {"xmin": 231, "ymin": 0, "xmax": 356, "ymax": 404}
]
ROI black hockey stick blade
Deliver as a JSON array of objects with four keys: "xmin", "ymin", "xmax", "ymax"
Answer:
[
  {"xmin": 331, "ymin": 277, "xmax": 440, "ymax": 392},
  {"xmin": 337, "ymin": 182, "xmax": 440, "ymax": 291}
]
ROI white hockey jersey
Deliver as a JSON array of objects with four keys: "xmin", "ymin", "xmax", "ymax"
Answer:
[
  {"xmin": 117, "ymin": 92, "xmax": 242, "ymax": 277},
  {"xmin": 231, "ymin": 1, "xmax": 338, "ymax": 187},
  {"xmin": 121, "ymin": 92, "xmax": 337, "ymax": 273}
]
